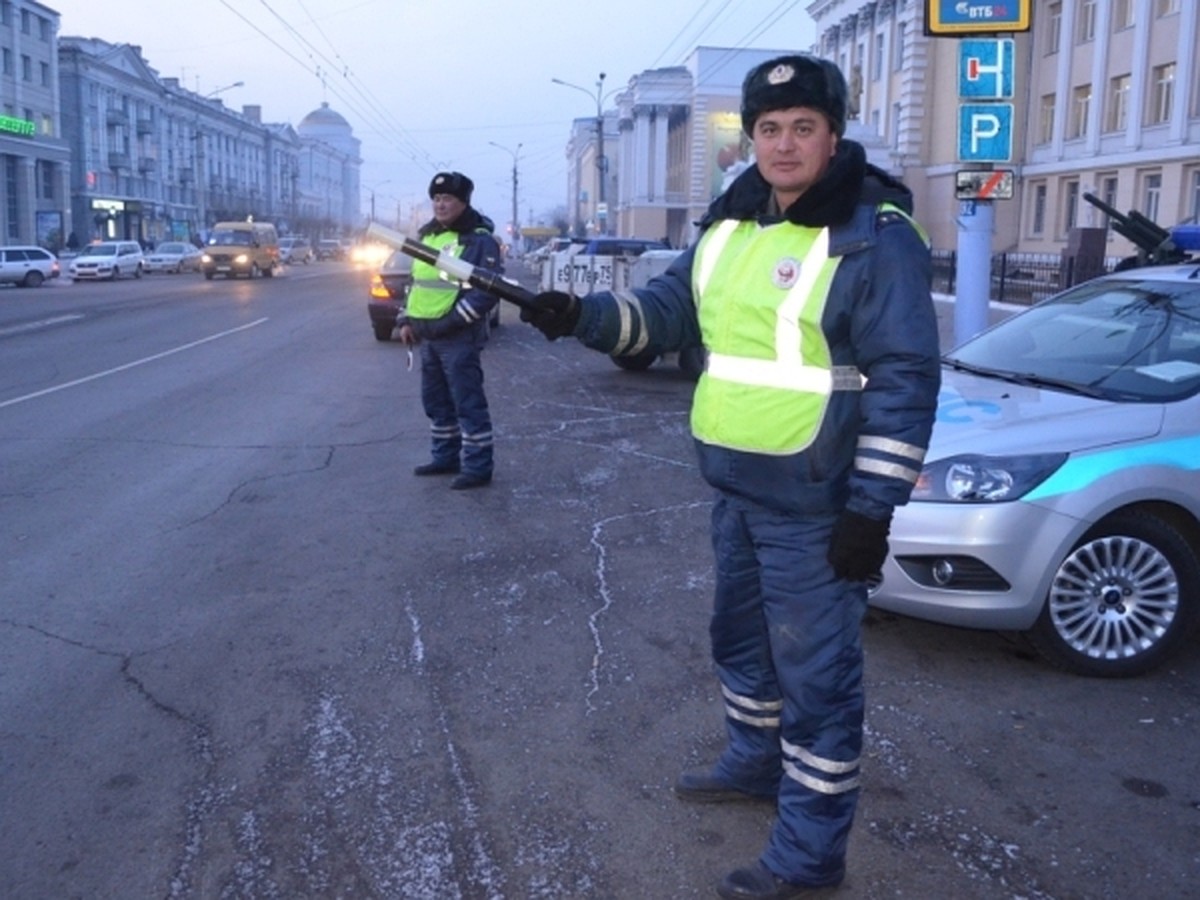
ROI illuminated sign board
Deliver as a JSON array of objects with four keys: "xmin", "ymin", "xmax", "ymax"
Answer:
[
  {"xmin": 926, "ymin": 0, "xmax": 1032, "ymax": 36},
  {"xmin": 0, "ymin": 115, "xmax": 36, "ymax": 137}
]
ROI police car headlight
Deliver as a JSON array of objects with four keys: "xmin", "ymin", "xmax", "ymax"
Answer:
[
  {"xmin": 201, "ymin": 253, "xmax": 212, "ymax": 263},
  {"xmin": 912, "ymin": 453, "xmax": 1067, "ymax": 502},
  {"xmin": 234, "ymin": 253, "xmax": 249, "ymax": 265}
]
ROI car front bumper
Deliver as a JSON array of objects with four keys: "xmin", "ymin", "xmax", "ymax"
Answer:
[{"xmin": 869, "ymin": 499, "xmax": 1086, "ymax": 631}]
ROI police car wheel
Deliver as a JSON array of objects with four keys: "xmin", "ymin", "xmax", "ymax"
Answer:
[{"xmin": 1028, "ymin": 510, "xmax": 1200, "ymax": 678}]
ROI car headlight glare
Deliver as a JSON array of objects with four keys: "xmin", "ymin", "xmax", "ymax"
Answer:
[{"xmin": 913, "ymin": 453, "xmax": 1067, "ymax": 503}]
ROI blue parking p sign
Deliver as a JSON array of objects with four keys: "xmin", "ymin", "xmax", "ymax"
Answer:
[{"xmin": 958, "ymin": 104, "xmax": 1013, "ymax": 162}]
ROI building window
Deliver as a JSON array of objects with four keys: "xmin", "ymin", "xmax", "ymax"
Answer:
[
  {"xmin": 1078, "ymin": 0, "xmax": 1097, "ymax": 42},
  {"xmin": 1113, "ymin": 0, "xmax": 1135, "ymax": 29},
  {"xmin": 39, "ymin": 61, "xmax": 48, "ymax": 86},
  {"xmin": 1156, "ymin": 0, "xmax": 1180, "ymax": 15},
  {"xmin": 1069, "ymin": 84, "xmax": 1091, "ymax": 138},
  {"xmin": 1099, "ymin": 175, "xmax": 1119, "ymax": 233},
  {"xmin": 1149, "ymin": 63, "xmax": 1175, "ymax": 124},
  {"xmin": 1106, "ymin": 75, "xmax": 1131, "ymax": 131},
  {"xmin": 1046, "ymin": 2, "xmax": 1062, "ymax": 54},
  {"xmin": 38, "ymin": 161, "xmax": 54, "ymax": 200},
  {"xmin": 39, "ymin": 15, "xmax": 50, "ymax": 40},
  {"xmin": 1141, "ymin": 172, "xmax": 1162, "ymax": 221},
  {"xmin": 873, "ymin": 33, "xmax": 884, "ymax": 80},
  {"xmin": 1039, "ymin": 94, "xmax": 1056, "ymax": 144},
  {"xmin": 5, "ymin": 157, "xmax": 18, "ymax": 240},
  {"xmin": 1063, "ymin": 180, "xmax": 1080, "ymax": 234},
  {"xmin": 20, "ymin": 7, "xmax": 29, "ymax": 33},
  {"xmin": 894, "ymin": 22, "xmax": 906, "ymax": 71},
  {"xmin": 1032, "ymin": 184, "xmax": 1048, "ymax": 235},
  {"xmin": 1188, "ymin": 170, "xmax": 1200, "ymax": 223},
  {"xmin": 2, "ymin": 48, "xmax": 10, "ymax": 76},
  {"xmin": 21, "ymin": 54, "xmax": 31, "ymax": 81}
]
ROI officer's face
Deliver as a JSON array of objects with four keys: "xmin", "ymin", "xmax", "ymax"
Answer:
[
  {"xmin": 751, "ymin": 107, "xmax": 838, "ymax": 210},
  {"xmin": 432, "ymin": 193, "xmax": 466, "ymax": 225}
]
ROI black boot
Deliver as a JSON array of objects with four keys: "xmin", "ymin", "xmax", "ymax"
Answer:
[
  {"xmin": 414, "ymin": 460, "xmax": 460, "ymax": 476},
  {"xmin": 718, "ymin": 863, "xmax": 843, "ymax": 899},
  {"xmin": 673, "ymin": 767, "xmax": 776, "ymax": 803}
]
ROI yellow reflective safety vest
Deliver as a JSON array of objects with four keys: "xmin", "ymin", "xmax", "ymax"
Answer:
[
  {"xmin": 691, "ymin": 218, "xmax": 860, "ymax": 455},
  {"xmin": 407, "ymin": 230, "xmax": 462, "ymax": 320}
]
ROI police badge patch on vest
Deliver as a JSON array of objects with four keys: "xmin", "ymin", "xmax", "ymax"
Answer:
[{"xmin": 772, "ymin": 257, "xmax": 802, "ymax": 289}]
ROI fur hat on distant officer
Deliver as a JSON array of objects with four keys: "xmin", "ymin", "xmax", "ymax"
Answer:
[
  {"xmin": 740, "ymin": 55, "xmax": 848, "ymax": 137},
  {"xmin": 428, "ymin": 171, "xmax": 474, "ymax": 204}
]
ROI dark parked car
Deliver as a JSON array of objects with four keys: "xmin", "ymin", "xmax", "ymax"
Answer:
[{"xmin": 368, "ymin": 250, "xmax": 414, "ymax": 341}]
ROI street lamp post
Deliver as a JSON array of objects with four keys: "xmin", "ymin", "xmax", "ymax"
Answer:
[
  {"xmin": 367, "ymin": 180, "xmax": 391, "ymax": 223},
  {"xmin": 488, "ymin": 141, "xmax": 522, "ymax": 252},
  {"xmin": 552, "ymin": 72, "xmax": 607, "ymax": 235},
  {"xmin": 195, "ymin": 81, "xmax": 244, "ymax": 233}
]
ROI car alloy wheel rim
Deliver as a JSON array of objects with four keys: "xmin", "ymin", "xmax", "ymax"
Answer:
[{"xmin": 1048, "ymin": 536, "xmax": 1179, "ymax": 661}]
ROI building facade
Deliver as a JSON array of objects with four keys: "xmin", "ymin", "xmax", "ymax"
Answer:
[
  {"xmin": 808, "ymin": 0, "xmax": 1199, "ymax": 257},
  {"xmin": 0, "ymin": 0, "xmax": 71, "ymax": 248},
  {"xmin": 57, "ymin": 36, "xmax": 361, "ymax": 247},
  {"xmin": 2, "ymin": 2, "xmax": 361, "ymax": 252},
  {"xmin": 569, "ymin": 1, "xmax": 1198, "ymax": 257}
]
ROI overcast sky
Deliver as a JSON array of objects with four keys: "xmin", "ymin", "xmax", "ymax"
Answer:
[{"xmin": 51, "ymin": 0, "xmax": 817, "ymax": 229}]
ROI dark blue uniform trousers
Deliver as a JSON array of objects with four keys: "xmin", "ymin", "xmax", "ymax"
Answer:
[
  {"xmin": 419, "ymin": 334, "xmax": 493, "ymax": 478},
  {"xmin": 709, "ymin": 495, "xmax": 868, "ymax": 887}
]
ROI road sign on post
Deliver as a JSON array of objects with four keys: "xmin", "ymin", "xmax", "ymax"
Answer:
[
  {"xmin": 958, "ymin": 104, "xmax": 1014, "ymax": 162},
  {"xmin": 959, "ymin": 39, "xmax": 1015, "ymax": 99}
]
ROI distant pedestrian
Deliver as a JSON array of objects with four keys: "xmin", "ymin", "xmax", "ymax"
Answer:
[
  {"xmin": 519, "ymin": 55, "xmax": 941, "ymax": 898},
  {"xmin": 397, "ymin": 171, "xmax": 502, "ymax": 490}
]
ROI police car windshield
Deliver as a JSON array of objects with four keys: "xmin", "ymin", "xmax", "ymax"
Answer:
[{"xmin": 946, "ymin": 278, "xmax": 1200, "ymax": 403}]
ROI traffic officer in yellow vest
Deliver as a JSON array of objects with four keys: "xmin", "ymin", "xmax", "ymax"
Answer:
[
  {"xmin": 520, "ymin": 56, "xmax": 941, "ymax": 898},
  {"xmin": 398, "ymin": 171, "xmax": 501, "ymax": 490}
]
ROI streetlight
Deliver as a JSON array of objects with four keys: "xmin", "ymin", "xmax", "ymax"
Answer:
[
  {"xmin": 552, "ymin": 72, "xmax": 608, "ymax": 235},
  {"xmin": 488, "ymin": 141, "xmax": 522, "ymax": 252},
  {"xmin": 366, "ymin": 180, "xmax": 391, "ymax": 223}
]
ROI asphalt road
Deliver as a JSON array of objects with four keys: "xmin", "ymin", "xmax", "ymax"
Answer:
[{"xmin": 1, "ymin": 263, "xmax": 1197, "ymax": 899}]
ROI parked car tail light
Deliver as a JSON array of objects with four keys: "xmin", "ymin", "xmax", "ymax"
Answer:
[
  {"xmin": 369, "ymin": 274, "xmax": 390, "ymax": 299},
  {"xmin": 912, "ymin": 453, "xmax": 1067, "ymax": 502}
]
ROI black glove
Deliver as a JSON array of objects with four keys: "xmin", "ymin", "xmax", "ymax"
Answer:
[
  {"xmin": 520, "ymin": 291, "xmax": 580, "ymax": 341},
  {"xmin": 827, "ymin": 510, "xmax": 892, "ymax": 582}
]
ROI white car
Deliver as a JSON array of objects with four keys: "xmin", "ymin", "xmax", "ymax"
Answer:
[
  {"xmin": 872, "ymin": 263, "xmax": 1200, "ymax": 678},
  {"xmin": 279, "ymin": 237, "xmax": 314, "ymax": 265},
  {"xmin": 0, "ymin": 245, "xmax": 60, "ymax": 287},
  {"xmin": 69, "ymin": 241, "xmax": 145, "ymax": 281},
  {"xmin": 144, "ymin": 241, "xmax": 202, "ymax": 273}
]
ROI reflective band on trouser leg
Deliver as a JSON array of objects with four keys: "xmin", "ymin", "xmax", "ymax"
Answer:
[{"xmin": 722, "ymin": 684, "xmax": 783, "ymax": 728}]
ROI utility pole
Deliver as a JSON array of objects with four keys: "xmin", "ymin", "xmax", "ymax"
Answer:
[
  {"xmin": 489, "ymin": 141, "xmax": 522, "ymax": 252},
  {"xmin": 552, "ymin": 72, "xmax": 609, "ymax": 235}
]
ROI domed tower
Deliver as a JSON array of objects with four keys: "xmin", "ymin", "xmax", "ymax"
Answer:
[{"xmin": 296, "ymin": 102, "xmax": 362, "ymax": 232}]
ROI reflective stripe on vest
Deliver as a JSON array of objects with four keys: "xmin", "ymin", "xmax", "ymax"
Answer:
[
  {"xmin": 690, "ymin": 219, "xmax": 852, "ymax": 455},
  {"xmin": 407, "ymin": 231, "xmax": 462, "ymax": 319}
]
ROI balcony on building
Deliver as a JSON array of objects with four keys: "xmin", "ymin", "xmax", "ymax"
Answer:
[
  {"xmin": 136, "ymin": 117, "xmax": 153, "ymax": 135},
  {"xmin": 138, "ymin": 157, "xmax": 157, "ymax": 174},
  {"xmin": 106, "ymin": 109, "xmax": 129, "ymax": 128},
  {"xmin": 108, "ymin": 152, "xmax": 131, "ymax": 171},
  {"xmin": 177, "ymin": 167, "xmax": 194, "ymax": 183}
]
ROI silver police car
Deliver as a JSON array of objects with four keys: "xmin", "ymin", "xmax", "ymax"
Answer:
[{"xmin": 872, "ymin": 263, "xmax": 1200, "ymax": 677}]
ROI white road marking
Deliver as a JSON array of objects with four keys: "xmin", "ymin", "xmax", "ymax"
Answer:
[
  {"xmin": 0, "ymin": 317, "xmax": 269, "ymax": 409},
  {"xmin": 0, "ymin": 314, "xmax": 85, "ymax": 336}
]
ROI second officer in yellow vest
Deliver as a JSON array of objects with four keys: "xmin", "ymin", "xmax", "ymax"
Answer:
[
  {"xmin": 398, "ymin": 171, "xmax": 501, "ymax": 490},
  {"xmin": 520, "ymin": 56, "xmax": 941, "ymax": 899}
]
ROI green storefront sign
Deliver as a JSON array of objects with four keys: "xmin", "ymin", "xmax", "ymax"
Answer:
[{"xmin": 0, "ymin": 115, "xmax": 36, "ymax": 137}]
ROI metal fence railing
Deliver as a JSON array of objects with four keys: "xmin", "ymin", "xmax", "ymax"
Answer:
[{"xmin": 931, "ymin": 250, "xmax": 1124, "ymax": 305}]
